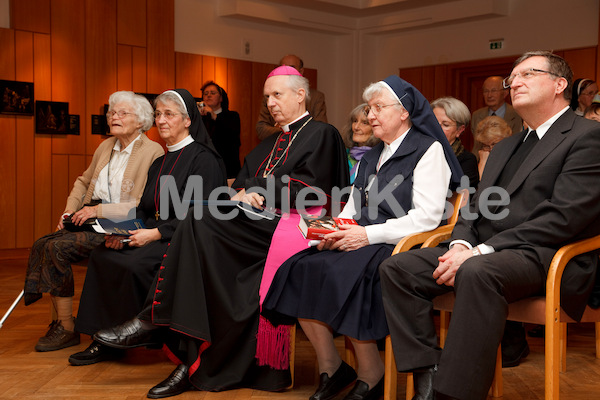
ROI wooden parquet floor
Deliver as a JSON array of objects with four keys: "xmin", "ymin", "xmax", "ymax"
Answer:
[{"xmin": 1, "ymin": 256, "xmax": 599, "ymax": 399}]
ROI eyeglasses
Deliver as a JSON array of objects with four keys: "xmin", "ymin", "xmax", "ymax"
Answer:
[
  {"xmin": 367, "ymin": 103, "xmax": 400, "ymax": 115},
  {"xmin": 154, "ymin": 111, "xmax": 183, "ymax": 120},
  {"xmin": 106, "ymin": 110, "xmax": 135, "ymax": 119},
  {"xmin": 203, "ymin": 90, "xmax": 219, "ymax": 96},
  {"xmin": 439, "ymin": 121, "xmax": 457, "ymax": 130},
  {"xmin": 502, "ymin": 68, "xmax": 562, "ymax": 88}
]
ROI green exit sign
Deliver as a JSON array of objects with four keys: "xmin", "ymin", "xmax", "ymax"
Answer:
[{"xmin": 490, "ymin": 40, "xmax": 503, "ymax": 50}]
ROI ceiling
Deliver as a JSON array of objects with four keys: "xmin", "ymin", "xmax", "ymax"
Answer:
[
  {"xmin": 217, "ymin": 0, "xmax": 510, "ymax": 35},
  {"xmin": 259, "ymin": 0, "xmax": 457, "ymax": 18}
]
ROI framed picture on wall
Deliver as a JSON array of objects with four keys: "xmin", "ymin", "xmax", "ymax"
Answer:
[
  {"xmin": 69, "ymin": 114, "xmax": 80, "ymax": 135},
  {"xmin": 35, "ymin": 101, "xmax": 69, "ymax": 134},
  {"xmin": 0, "ymin": 80, "xmax": 34, "ymax": 115},
  {"xmin": 91, "ymin": 114, "xmax": 109, "ymax": 135}
]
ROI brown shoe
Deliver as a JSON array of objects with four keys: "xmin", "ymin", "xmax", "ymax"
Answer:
[{"xmin": 35, "ymin": 320, "xmax": 80, "ymax": 352}]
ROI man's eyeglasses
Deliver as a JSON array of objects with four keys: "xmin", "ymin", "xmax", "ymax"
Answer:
[
  {"xmin": 502, "ymin": 68, "xmax": 562, "ymax": 89},
  {"xmin": 106, "ymin": 110, "xmax": 135, "ymax": 119},
  {"xmin": 154, "ymin": 111, "xmax": 183, "ymax": 120},
  {"xmin": 367, "ymin": 103, "xmax": 400, "ymax": 115}
]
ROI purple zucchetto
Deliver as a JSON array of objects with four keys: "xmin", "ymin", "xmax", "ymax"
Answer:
[{"xmin": 267, "ymin": 65, "xmax": 303, "ymax": 78}]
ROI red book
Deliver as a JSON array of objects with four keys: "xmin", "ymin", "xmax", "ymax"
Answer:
[{"xmin": 298, "ymin": 215, "xmax": 358, "ymax": 240}]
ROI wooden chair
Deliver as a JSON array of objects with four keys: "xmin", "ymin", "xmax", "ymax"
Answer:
[
  {"xmin": 386, "ymin": 228, "xmax": 600, "ymax": 400},
  {"xmin": 381, "ymin": 189, "xmax": 468, "ymax": 400}
]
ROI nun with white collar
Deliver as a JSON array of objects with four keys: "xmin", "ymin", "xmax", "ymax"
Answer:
[
  {"xmin": 71, "ymin": 89, "xmax": 226, "ymax": 365},
  {"xmin": 262, "ymin": 75, "xmax": 463, "ymax": 400}
]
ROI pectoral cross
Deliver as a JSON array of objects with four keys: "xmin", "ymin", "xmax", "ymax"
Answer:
[{"xmin": 155, "ymin": 211, "xmax": 159, "ymax": 220}]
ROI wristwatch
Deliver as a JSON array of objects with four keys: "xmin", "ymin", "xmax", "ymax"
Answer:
[{"xmin": 471, "ymin": 246, "xmax": 481, "ymax": 256}]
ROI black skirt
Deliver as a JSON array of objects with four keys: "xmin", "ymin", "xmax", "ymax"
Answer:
[
  {"xmin": 142, "ymin": 207, "xmax": 291, "ymax": 391},
  {"xmin": 263, "ymin": 243, "xmax": 394, "ymax": 341}
]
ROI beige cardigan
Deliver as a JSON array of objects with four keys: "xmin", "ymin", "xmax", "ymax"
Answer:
[{"xmin": 64, "ymin": 133, "xmax": 164, "ymax": 219}]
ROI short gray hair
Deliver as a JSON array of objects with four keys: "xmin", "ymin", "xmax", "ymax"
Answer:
[
  {"xmin": 108, "ymin": 91, "xmax": 154, "ymax": 133},
  {"xmin": 430, "ymin": 97, "xmax": 471, "ymax": 128},
  {"xmin": 154, "ymin": 91, "xmax": 190, "ymax": 119},
  {"xmin": 285, "ymin": 75, "xmax": 311, "ymax": 103}
]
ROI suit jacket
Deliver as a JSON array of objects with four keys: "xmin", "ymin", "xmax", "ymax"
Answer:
[
  {"xmin": 471, "ymin": 103, "xmax": 523, "ymax": 135},
  {"xmin": 255, "ymin": 88, "xmax": 328, "ymax": 140},
  {"xmin": 452, "ymin": 109, "xmax": 600, "ymax": 320}
]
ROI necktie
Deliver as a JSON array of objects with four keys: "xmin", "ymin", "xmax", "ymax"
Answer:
[{"xmin": 495, "ymin": 131, "xmax": 538, "ymax": 188}]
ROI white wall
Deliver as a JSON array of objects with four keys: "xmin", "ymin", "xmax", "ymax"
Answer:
[{"xmin": 178, "ymin": 0, "xmax": 600, "ymax": 132}]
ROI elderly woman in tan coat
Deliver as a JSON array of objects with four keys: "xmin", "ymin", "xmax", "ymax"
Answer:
[{"xmin": 23, "ymin": 91, "xmax": 164, "ymax": 352}]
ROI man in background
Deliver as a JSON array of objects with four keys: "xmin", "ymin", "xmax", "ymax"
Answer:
[{"xmin": 471, "ymin": 75, "xmax": 523, "ymax": 136}]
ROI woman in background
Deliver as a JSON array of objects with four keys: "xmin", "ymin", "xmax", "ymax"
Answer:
[
  {"xmin": 431, "ymin": 96, "xmax": 479, "ymax": 188},
  {"xmin": 342, "ymin": 103, "xmax": 380, "ymax": 183},
  {"xmin": 474, "ymin": 115, "xmax": 512, "ymax": 178},
  {"xmin": 199, "ymin": 80, "xmax": 241, "ymax": 184},
  {"xmin": 570, "ymin": 78, "xmax": 598, "ymax": 116},
  {"xmin": 23, "ymin": 91, "xmax": 163, "ymax": 353}
]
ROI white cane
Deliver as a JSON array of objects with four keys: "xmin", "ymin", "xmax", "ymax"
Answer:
[{"xmin": 0, "ymin": 290, "xmax": 24, "ymax": 329}]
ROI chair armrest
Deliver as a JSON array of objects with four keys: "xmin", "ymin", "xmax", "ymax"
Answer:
[
  {"xmin": 422, "ymin": 225, "xmax": 454, "ymax": 248},
  {"xmin": 546, "ymin": 234, "xmax": 600, "ymax": 319},
  {"xmin": 392, "ymin": 224, "xmax": 455, "ymax": 256}
]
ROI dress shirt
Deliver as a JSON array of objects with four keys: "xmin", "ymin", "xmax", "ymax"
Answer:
[
  {"xmin": 339, "ymin": 129, "xmax": 452, "ymax": 245},
  {"xmin": 92, "ymin": 135, "xmax": 141, "ymax": 204},
  {"xmin": 451, "ymin": 106, "xmax": 570, "ymax": 255}
]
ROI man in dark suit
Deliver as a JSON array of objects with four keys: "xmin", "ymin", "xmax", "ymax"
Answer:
[
  {"xmin": 471, "ymin": 75, "xmax": 523, "ymax": 135},
  {"xmin": 379, "ymin": 51, "xmax": 600, "ymax": 400}
]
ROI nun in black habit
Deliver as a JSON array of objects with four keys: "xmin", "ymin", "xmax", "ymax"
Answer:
[
  {"xmin": 262, "ymin": 75, "xmax": 464, "ymax": 400},
  {"xmin": 70, "ymin": 89, "xmax": 226, "ymax": 364},
  {"xmin": 92, "ymin": 66, "xmax": 349, "ymax": 397}
]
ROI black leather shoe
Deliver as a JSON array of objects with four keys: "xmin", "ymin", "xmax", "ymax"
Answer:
[
  {"xmin": 147, "ymin": 364, "xmax": 192, "ymax": 399},
  {"xmin": 502, "ymin": 339, "xmax": 530, "ymax": 368},
  {"xmin": 68, "ymin": 340, "xmax": 125, "ymax": 366},
  {"xmin": 343, "ymin": 377, "xmax": 384, "ymax": 400},
  {"xmin": 412, "ymin": 365, "xmax": 437, "ymax": 400},
  {"xmin": 93, "ymin": 318, "xmax": 162, "ymax": 349},
  {"xmin": 310, "ymin": 361, "xmax": 357, "ymax": 400}
]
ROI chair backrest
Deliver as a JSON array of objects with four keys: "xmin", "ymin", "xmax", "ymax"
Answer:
[{"xmin": 447, "ymin": 188, "xmax": 468, "ymax": 225}]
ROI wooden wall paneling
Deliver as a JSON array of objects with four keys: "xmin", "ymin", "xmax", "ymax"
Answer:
[
  {"xmin": 215, "ymin": 57, "xmax": 228, "ymax": 91},
  {"xmin": 562, "ymin": 47, "xmax": 597, "ymax": 80},
  {"xmin": 15, "ymin": 31, "xmax": 35, "ymax": 248},
  {"xmin": 131, "ymin": 46, "xmax": 147, "ymax": 93},
  {"xmin": 433, "ymin": 65, "xmax": 449, "ymax": 100},
  {"xmin": 68, "ymin": 155, "xmax": 86, "ymax": 194},
  {"xmin": 85, "ymin": 0, "xmax": 118, "ymax": 155},
  {"xmin": 0, "ymin": 29, "xmax": 16, "ymax": 249},
  {"xmin": 117, "ymin": 45, "xmax": 133, "ymax": 90},
  {"xmin": 250, "ymin": 62, "xmax": 276, "ymax": 147},
  {"xmin": 50, "ymin": 0, "xmax": 86, "ymax": 156},
  {"xmin": 10, "ymin": 0, "xmax": 50, "ymax": 34},
  {"xmin": 33, "ymin": 32, "xmax": 53, "ymax": 238},
  {"xmin": 175, "ymin": 52, "xmax": 203, "ymax": 98},
  {"xmin": 597, "ymin": 9, "xmax": 600, "ymax": 82},
  {"xmin": 202, "ymin": 56, "xmax": 216, "ymax": 84},
  {"xmin": 146, "ymin": 0, "xmax": 174, "ymax": 94},
  {"xmin": 419, "ymin": 66, "xmax": 436, "ymax": 101},
  {"xmin": 302, "ymin": 68, "xmax": 318, "ymax": 90},
  {"xmin": 51, "ymin": 154, "xmax": 69, "ymax": 225},
  {"xmin": 398, "ymin": 67, "xmax": 423, "ymax": 91},
  {"xmin": 117, "ymin": 0, "xmax": 146, "ymax": 47},
  {"xmin": 227, "ymin": 59, "xmax": 254, "ymax": 160}
]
